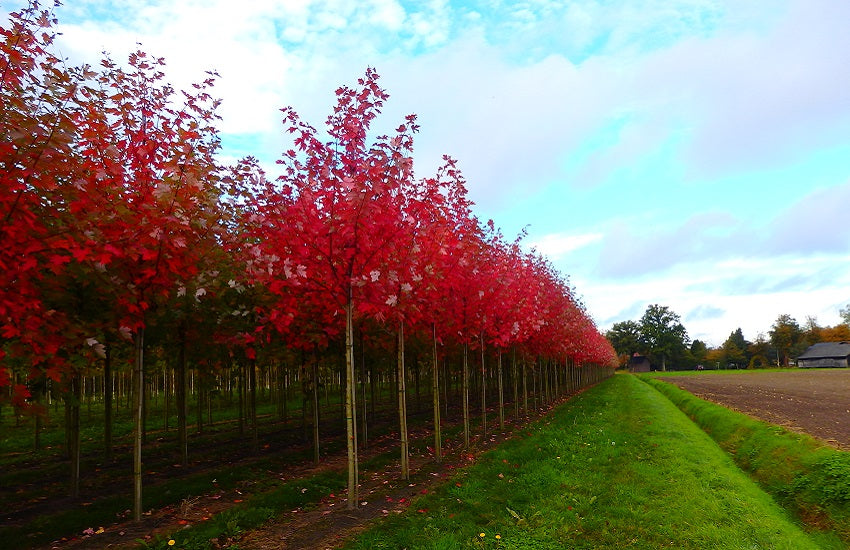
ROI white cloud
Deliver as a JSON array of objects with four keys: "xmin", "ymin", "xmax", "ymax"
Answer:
[
  {"xmin": 43, "ymin": 0, "xmax": 849, "ymax": 206},
  {"xmin": 583, "ymin": 253, "xmax": 850, "ymax": 347},
  {"xmin": 528, "ymin": 232, "xmax": 603, "ymax": 259},
  {"xmin": 766, "ymin": 181, "xmax": 850, "ymax": 255}
]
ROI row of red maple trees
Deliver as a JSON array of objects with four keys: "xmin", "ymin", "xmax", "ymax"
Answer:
[{"xmin": 1, "ymin": 2, "xmax": 615, "ymax": 517}]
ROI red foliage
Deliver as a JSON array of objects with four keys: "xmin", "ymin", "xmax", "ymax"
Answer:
[{"xmin": 1, "ymin": 11, "xmax": 615, "ymax": 408}]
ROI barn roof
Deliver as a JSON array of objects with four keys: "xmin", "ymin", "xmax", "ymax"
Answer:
[{"xmin": 797, "ymin": 342, "xmax": 850, "ymax": 360}]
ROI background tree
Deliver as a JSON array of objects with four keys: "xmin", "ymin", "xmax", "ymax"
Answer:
[
  {"xmin": 719, "ymin": 329, "xmax": 748, "ymax": 369},
  {"xmin": 606, "ymin": 320, "xmax": 643, "ymax": 365},
  {"xmin": 840, "ymin": 304, "xmax": 850, "ymax": 326},
  {"xmin": 747, "ymin": 333, "xmax": 771, "ymax": 368},
  {"xmin": 802, "ymin": 316, "xmax": 822, "ymax": 346},
  {"xmin": 639, "ymin": 304, "xmax": 688, "ymax": 371},
  {"xmin": 688, "ymin": 339, "xmax": 708, "ymax": 368},
  {"xmin": 821, "ymin": 324, "xmax": 850, "ymax": 342},
  {"xmin": 769, "ymin": 314, "xmax": 802, "ymax": 367}
]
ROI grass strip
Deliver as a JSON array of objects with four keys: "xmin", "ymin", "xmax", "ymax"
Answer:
[
  {"xmin": 344, "ymin": 373, "xmax": 821, "ymax": 549},
  {"xmin": 641, "ymin": 375, "xmax": 850, "ymax": 546}
]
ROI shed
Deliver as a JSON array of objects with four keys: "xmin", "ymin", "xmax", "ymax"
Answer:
[
  {"xmin": 797, "ymin": 342, "xmax": 850, "ymax": 368},
  {"xmin": 629, "ymin": 354, "xmax": 651, "ymax": 373}
]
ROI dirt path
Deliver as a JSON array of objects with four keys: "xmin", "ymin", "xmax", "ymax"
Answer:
[{"xmin": 663, "ymin": 370, "xmax": 850, "ymax": 449}]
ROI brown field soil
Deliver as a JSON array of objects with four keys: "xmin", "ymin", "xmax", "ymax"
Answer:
[{"xmin": 663, "ymin": 369, "xmax": 850, "ymax": 449}]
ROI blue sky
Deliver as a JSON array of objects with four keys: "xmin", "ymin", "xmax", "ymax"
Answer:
[{"xmin": 9, "ymin": 0, "xmax": 850, "ymax": 346}]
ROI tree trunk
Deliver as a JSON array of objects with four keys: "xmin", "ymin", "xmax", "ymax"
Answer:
[
  {"xmin": 432, "ymin": 324, "xmax": 441, "ymax": 463},
  {"xmin": 300, "ymin": 354, "xmax": 308, "ymax": 443},
  {"xmin": 462, "ymin": 342, "xmax": 470, "ymax": 448},
  {"xmin": 497, "ymin": 351, "xmax": 504, "ymax": 431},
  {"xmin": 104, "ymin": 342, "xmax": 113, "ymax": 462},
  {"xmin": 163, "ymin": 366, "xmax": 170, "ymax": 433},
  {"xmin": 344, "ymin": 294, "xmax": 359, "ymax": 509},
  {"xmin": 177, "ymin": 323, "xmax": 188, "ymax": 467},
  {"xmin": 413, "ymin": 349, "xmax": 421, "ymax": 413},
  {"xmin": 33, "ymin": 388, "xmax": 42, "ymax": 452},
  {"xmin": 480, "ymin": 333, "xmax": 486, "ymax": 438},
  {"xmin": 397, "ymin": 320, "xmax": 409, "ymax": 479},
  {"xmin": 132, "ymin": 327, "xmax": 145, "ymax": 522},
  {"xmin": 522, "ymin": 359, "xmax": 528, "ymax": 415},
  {"xmin": 511, "ymin": 347, "xmax": 518, "ymax": 419},
  {"xmin": 196, "ymin": 370, "xmax": 204, "ymax": 435},
  {"xmin": 250, "ymin": 358, "xmax": 259, "ymax": 452},
  {"xmin": 359, "ymin": 328, "xmax": 368, "ymax": 449},
  {"xmin": 238, "ymin": 362, "xmax": 245, "ymax": 436},
  {"xmin": 312, "ymin": 352, "xmax": 320, "ymax": 465},
  {"xmin": 369, "ymin": 348, "xmax": 376, "ymax": 423},
  {"xmin": 68, "ymin": 372, "xmax": 81, "ymax": 498}
]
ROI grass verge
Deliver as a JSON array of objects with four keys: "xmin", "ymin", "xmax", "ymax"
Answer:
[
  {"xmin": 641, "ymin": 375, "xmax": 850, "ymax": 546},
  {"xmin": 343, "ymin": 373, "xmax": 822, "ymax": 549}
]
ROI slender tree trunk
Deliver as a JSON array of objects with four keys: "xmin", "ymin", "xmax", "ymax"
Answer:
[
  {"xmin": 344, "ymin": 294, "xmax": 359, "ymax": 509},
  {"xmin": 85, "ymin": 376, "xmax": 92, "ymax": 421},
  {"xmin": 132, "ymin": 327, "xmax": 145, "ymax": 522},
  {"xmin": 312, "ymin": 352, "xmax": 320, "ymax": 465},
  {"xmin": 33, "ymin": 388, "xmax": 42, "ymax": 452},
  {"xmin": 283, "ymin": 363, "xmax": 289, "ymax": 424},
  {"xmin": 250, "ymin": 358, "xmax": 259, "ymax": 452},
  {"xmin": 512, "ymin": 347, "xmax": 518, "ymax": 419},
  {"xmin": 413, "ymin": 349, "xmax": 421, "ymax": 413},
  {"xmin": 141, "ymin": 368, "xmax": 147, "ymax": 444},
  {"xmin": 238, "ymin": 362, "xmax": 245, "ymax": 436},
  {"xmin": 359, "ymin": 328, "xmax": 368, "ymax": 449},
  {"xmin": 369, "ymin": 350, "xmax": 376, "ymax": 422},
  {"xmin": 397, "ymin": 321, "xmax": 409, "ymax": 479},
  {"xmin": 497, "ymin": 351, "xmax": 504, "ymax": 431},
  {"xmin": 177, "ymin": 323, "xmax": 188, "ymax": 467},
  {"xmin": 196, "ymin": 370, "xmax": 203, "ymax": 435},
  {"xmin": 432, "ymin": 323, "xmax": 441, "ymax": 463},
  {"xmin": 163, "ymin": 366, "xmax": 170, "ymax": 433},
  {"xmin": 462, "ymin": 342, "xmax": 470, "ymax": 448},
  {"xmin": 104, "ymin": 343, "xmax": 113, "ymax": 462},
  {"xmin": 522, "ymin": 358, "xmax": 528, "ymax": 415},
  {"xmin": 442, "ymin": 357, "xmax": 449, "ymax": 420},
  {"xmin": 300, "ymin": 355, "xmax": 308, "ymax": 443},
  {"xmin": 480, "ymin": 333, "xmax": 486, "ymax": 438},
  {"xmin": 68, "ymin": 372, "xmax": 81, "ymax": 498}
]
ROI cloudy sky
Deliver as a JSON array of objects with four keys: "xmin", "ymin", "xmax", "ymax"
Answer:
[{"xmin": 8, "ymin": 0, "xmax": 850, "ymax": 346}]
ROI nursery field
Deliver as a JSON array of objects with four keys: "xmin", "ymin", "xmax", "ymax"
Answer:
[
  {"xmin": 7, "ymin": 372, "xmax": 850, "ymax": 548},
  {"xmin": 661, "ymin": 369, "xmax": 850, "ymax": 449}
]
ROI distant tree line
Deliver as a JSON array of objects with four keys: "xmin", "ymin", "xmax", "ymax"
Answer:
[{"xmin": 606, "ymin": 304, "xmax": 850, "ymax": 371}]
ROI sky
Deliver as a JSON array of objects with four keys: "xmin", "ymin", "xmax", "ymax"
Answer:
[{"xmin": 6, "ymin": 0, "xmax": 850, "ymax": 346}]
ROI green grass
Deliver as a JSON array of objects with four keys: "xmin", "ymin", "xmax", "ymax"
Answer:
[
  {"xmin": 641, "ymin": 375, "xmax": 850, "ymax": 546},
  {"xmin": 343, "ymin": 373, "xmax": 822, "ymax": 549}
]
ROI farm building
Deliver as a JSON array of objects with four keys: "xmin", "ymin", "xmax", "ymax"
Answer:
[
  {"xmin": 629, "ymin": 354, "xmax": 651, "ymax": 373},
  {"xmin": 796, "ymin": 342, "xmax": 850, "ymax": 368}
]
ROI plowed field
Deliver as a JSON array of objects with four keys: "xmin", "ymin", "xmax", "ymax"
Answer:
[{"xmin": 663, "ymin": 370, "xmax": 850, "ymax": 449}]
